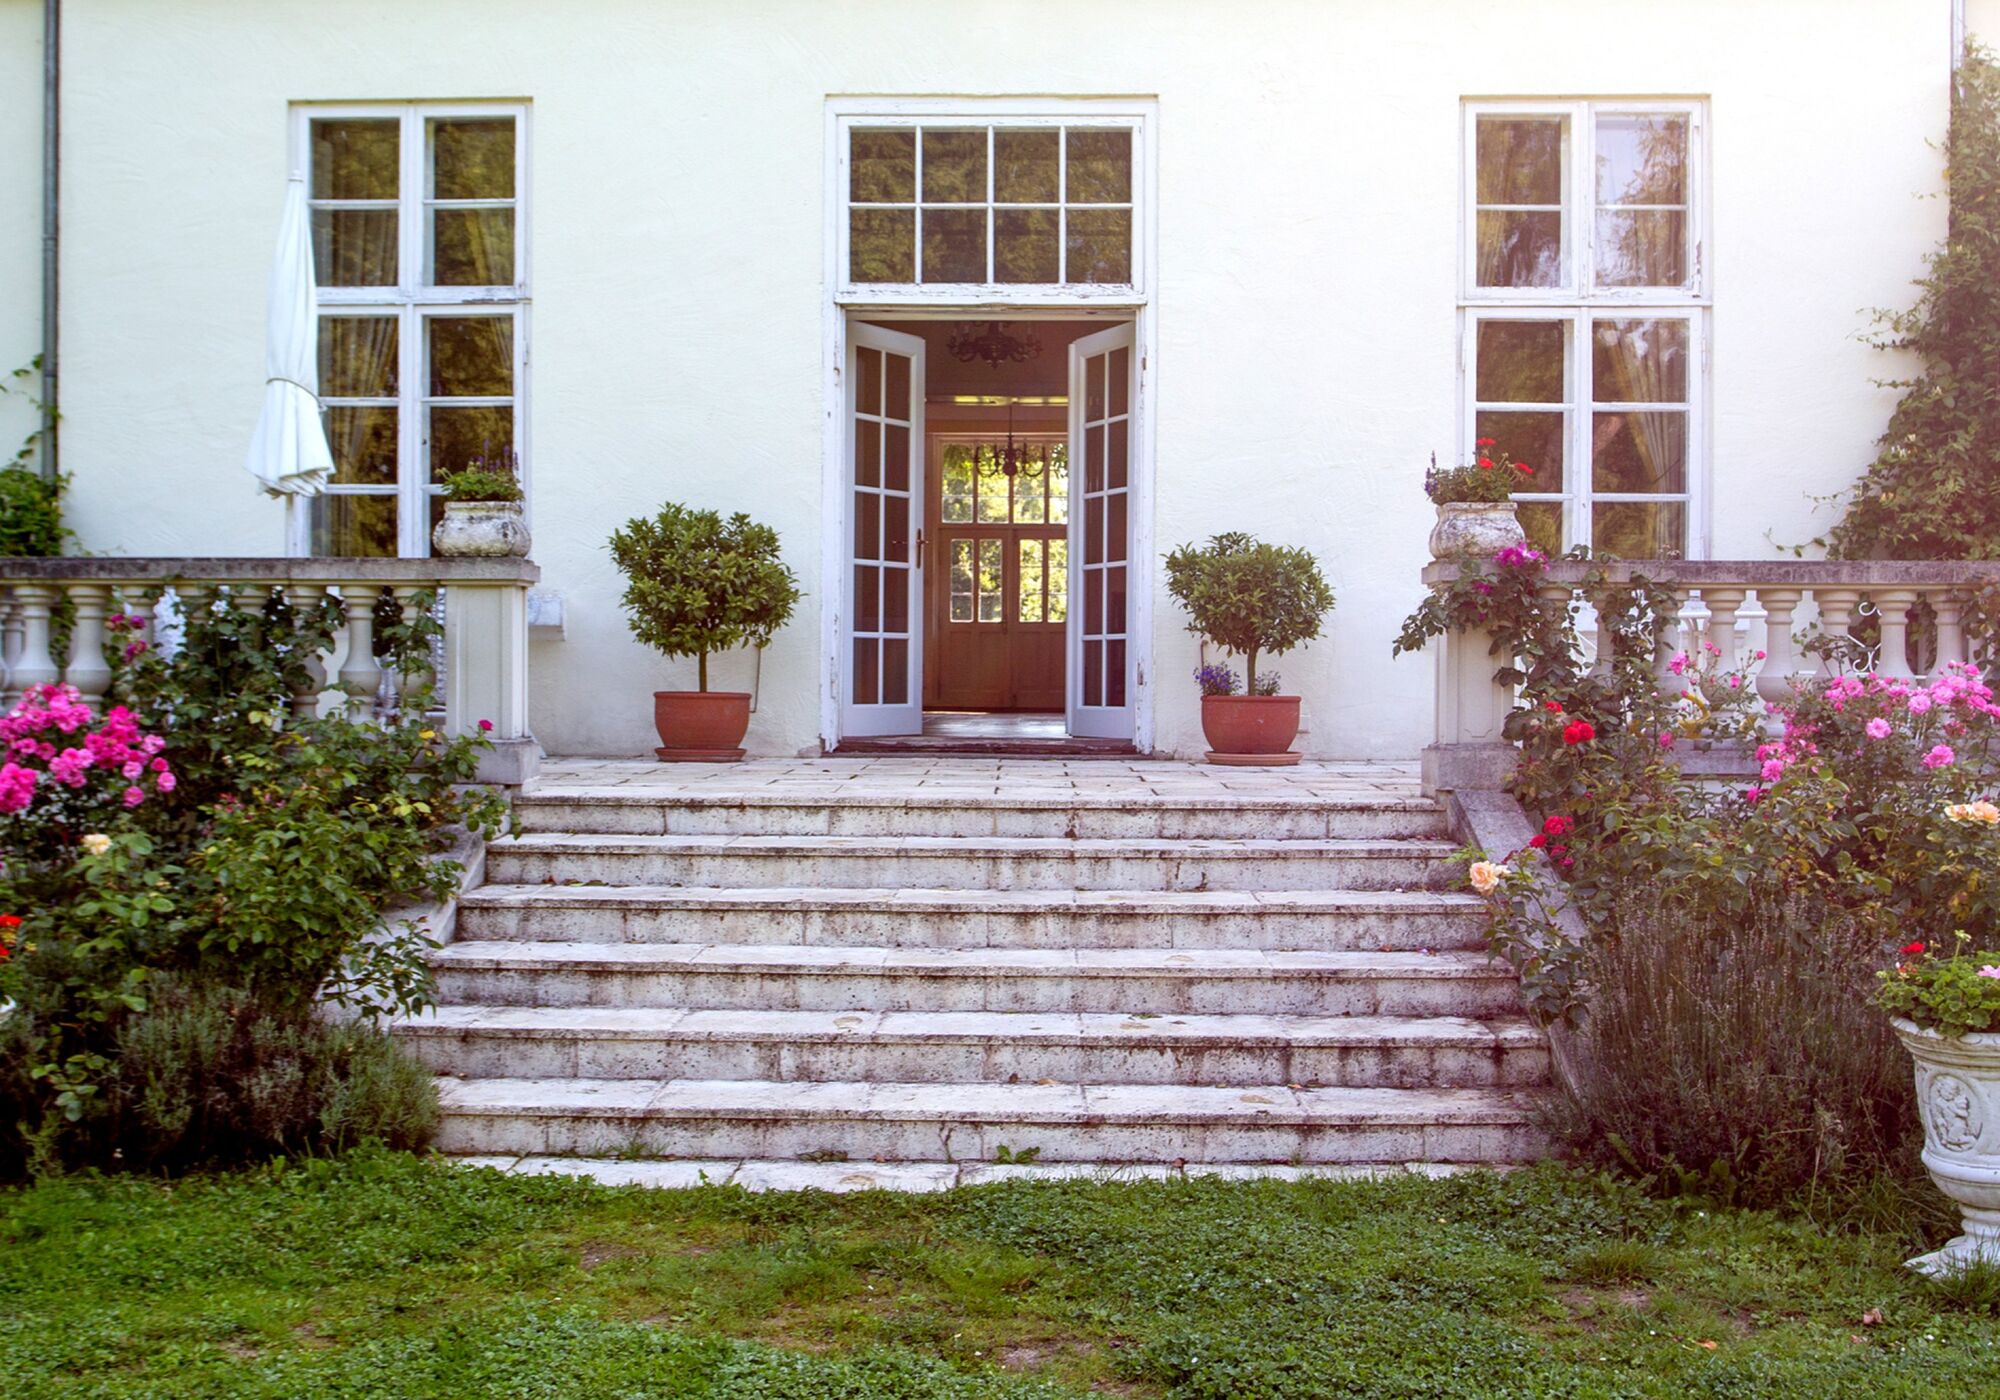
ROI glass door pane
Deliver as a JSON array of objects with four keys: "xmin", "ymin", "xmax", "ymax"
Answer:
[
  {"xmin": 842, "ymin": 323, "xmax": 925, "ymax": 737},
  {"xmin": 1067, "ymin": 324, "xmax": 1135, "ymax": 739}
]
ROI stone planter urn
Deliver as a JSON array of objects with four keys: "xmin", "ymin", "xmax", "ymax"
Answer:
[
  {"xmin": 1892, "ymin": 1017, "xmax": 2000, "ymax": 1276},
  {"xmin": 1200, "ymin": 694, "xmax": 1303, "ymax": 766},
  {"xmin": 433, "ymin": 500, "xmax": 531, "ymax": 558},
  {"xmin": 1428, "ymin": 500, "xmax": 1528, "ymax": 561}
]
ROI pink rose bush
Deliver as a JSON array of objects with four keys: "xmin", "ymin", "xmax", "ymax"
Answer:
[{"xmin": 0, "ymin": 684, "xmax": 175, "ymax": 831}]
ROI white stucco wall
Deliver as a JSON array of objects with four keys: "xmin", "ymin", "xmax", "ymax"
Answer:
[
  {"xmin": 32, "ymin": 0, "xmax": 1955, "ymax": 758},
  {"xmin": 0, "ymin": 0, "xmax": 43, "ymax": 465}
]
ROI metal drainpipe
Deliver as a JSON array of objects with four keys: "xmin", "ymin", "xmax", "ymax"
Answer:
[{"xmin": 39, "ymin": 0, "xmax": 59, "ymax": 483}]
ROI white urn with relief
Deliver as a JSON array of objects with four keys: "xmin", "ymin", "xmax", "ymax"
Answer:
[
  {"xmin": 433, "ymin": 500, "xmax": 531, "ymax": 557},
  {"xmin": 1891, "ymin": 1018, "xmax": 2000, "ymax": 1276}
]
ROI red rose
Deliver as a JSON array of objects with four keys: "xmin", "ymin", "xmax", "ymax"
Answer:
[
  {"xmin": 1901, "ymin": 941, "xmax": 1926, "ymax": 956},
  {"xmin": 1543, "ymin": 815, "xmax": 1573, "ymax": 836},
  {"xmin": 1562, "ymin": 720, "xmax": 1596, "ymax": 745},
  {"xmin": 1528, "ymin": 833, "xmax": 1547, "ymax": 849},
  {"xmin": 0, "ymin": 914, "xmax": 19, "ymax": 929},
  {"xmin": 1542, "ymin": 701, "xmax": 1564, "ymax": 714}
]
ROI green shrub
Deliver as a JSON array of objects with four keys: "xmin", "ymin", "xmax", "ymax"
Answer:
[
  {"xmin": 1828, "ymin": 47, "xmax": 2000, "ymax": 561},
  {"xmin": 1162, "ymin": 532, "xmax": 1335, "ymax": 692},
  {"xmin": 0, "ymin": 468, "xmax": 67, "ymax": 557},
  {"xmin": 1553, "ymin": 891, "xmax": 1918, "ymax": 1209},
  {"xmin": 439, "ymin": 466, "xmax": 523, "ymax": 503},
  {"xmin": 607, "ymin": 503, "xmax": 800, "ymax": 691}
]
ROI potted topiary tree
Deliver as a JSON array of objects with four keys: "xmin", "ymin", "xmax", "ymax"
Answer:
[
  {"xmin": 432, "ymin": 452, "xmax": 529, "ymax": 558},
  {"xmin": 1163, "ymin": 532, "xmax": 1335, "ymax": 765},
  {"xmin": 608, "ymin": 503, "xmax": 800, "ymax": 761}
]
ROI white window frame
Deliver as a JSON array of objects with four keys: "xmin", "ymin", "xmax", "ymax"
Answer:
[
  {"xmin": 1459, "ymin": 99, "xmax": 1710, "ymax": 557},
  {"xmin": 827, "ymin": 98, "xmax": 1156, "ymax": 306},
  {"xmin": 288, "ymin": 101, "xmax": 531, "ymax": 558}
]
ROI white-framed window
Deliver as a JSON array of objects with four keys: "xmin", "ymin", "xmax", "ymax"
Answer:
[
  {"xmin": 830, "ymin": 99, "xmax": 1154, "ymax": 304},
  {"xmin": 294, "ymin": 102, "xmax": 529, "ymax": 557},
  {"xmin": 1461, "ymin": 100, "xmax": 1707, "ymax": 558}
]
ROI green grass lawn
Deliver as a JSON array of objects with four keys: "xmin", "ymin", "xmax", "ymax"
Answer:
[{"xmin": 2, "ymin": 1151, "xmax": 1998, "ymax": 1398}]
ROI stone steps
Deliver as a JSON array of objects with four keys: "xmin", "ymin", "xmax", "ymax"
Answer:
[
  {"xmin": 394, "ymin": 1006, "xmax": 1549, "ymax": 1088},
  {"xmin": 428, "ymin": 942, "xmax": 1520, "ymax": 1016},
  {"xmin": 454, "ymin": 884, "xmax": 1489, "ymax": 950},
  {"xmin": 512, "ymin": 792, "xmax": 1451, "ymax": 841},
  {"xmin": 433, "ymin": 1077, "xmax": 1543, "ymax": 1164},
  {"xmin": 485, "ymin": 832, "xmax": 1458, "ymax": 893},
  {"xmin": 413, "ymin": 761, "xmax": 1544, "ymax": 1177}
]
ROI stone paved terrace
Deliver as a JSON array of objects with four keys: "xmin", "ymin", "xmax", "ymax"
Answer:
[{"xmin": 527, "ymin": 757, "xmax": 1427, "ymax": 802}]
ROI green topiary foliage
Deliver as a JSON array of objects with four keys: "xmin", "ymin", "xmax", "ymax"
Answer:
[
  {"xmin": 1162, "ymin": 531, "xmax": 1335, "ymax": 692},
  {"xmin": 608, "ymin": 503, "xmax": 801, "ymax": 691},
  {"xmin": 1828, "ymin": 46, "xmax": 2000, "ymax": 560}
]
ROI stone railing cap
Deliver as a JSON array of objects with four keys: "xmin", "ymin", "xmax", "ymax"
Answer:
[
  {"xmin": 1422, "ymin": 558, "xmax": 2000, "ymax": 588},
  {"xmin": 0, "ymin": 557, "xmax": 540, "ymax": 584}
]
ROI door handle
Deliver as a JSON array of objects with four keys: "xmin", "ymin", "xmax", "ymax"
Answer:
[{"xmin": 915, "ymin": 529, "xmax": 926, "ymax": 570}]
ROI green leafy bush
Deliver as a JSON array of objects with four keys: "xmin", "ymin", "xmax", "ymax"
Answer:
[
  {"xmin": 1424, "ymin": 439, "xmax": 1536, "ymax": 504},
  {"xmin": 1828, "ymin": 47, "xmax": 2000, "ymax": 560},
  {"xmin": 1878, "ymin": 932, "xmax": 2000, "ymax": 1037},
  {"xmin": 0, "ymin": 468, "xmax": 67, "ymax": 557},
  {"xmin": 0, "ymin": 589, "xmax": 505, "ymax": 1174},
  {"xmin": 1162, "ymin": 532, "xmax": 1335, "ymax": 692},
  {"xmin": 439, "ymin": 466, "xmax": 524, "ymax": 503},
  {"xmin": 607, "ymin": 503, "xmax": 800, "ymax": 691}
]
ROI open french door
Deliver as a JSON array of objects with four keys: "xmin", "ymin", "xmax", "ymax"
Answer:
[
  {"xmin": 1067, "ymin": 323, "xmax": 1137, "ymax": 740},
  {"xmin": 840, "ymin": 322, "xmax": 926, "ymax": 737}
]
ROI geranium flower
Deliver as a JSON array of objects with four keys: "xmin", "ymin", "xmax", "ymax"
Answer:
[
  {"xmin": 1901, "ymin": 941, "xmax": 1927, "ymax": 956},
  {"xmin": 1980, "ymin": 966, "xmax": 2000, "ymax": 981}
]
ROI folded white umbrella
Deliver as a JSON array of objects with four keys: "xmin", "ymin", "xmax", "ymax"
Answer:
[{"xmin": 244, "ymin": 174, "xmax": 335, "ymax": 496}]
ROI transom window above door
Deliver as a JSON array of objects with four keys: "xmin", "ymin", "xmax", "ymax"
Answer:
[{"xmin": 832, "ymin": 103, "xmax": 1153, "ymax": 301}]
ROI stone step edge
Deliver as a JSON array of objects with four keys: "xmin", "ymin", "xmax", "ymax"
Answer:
[
  {"xmin": 449, "ymin": 1154, "xmax": 1517, "ymax": 1193},
  {"xmin": 458, "ymin": 884, "xmax": 1486, "ymax": 914},
  {"xmin": 515, "ymin": 790, "xmax": 1443, "ymax": 812},
  {"xmin": 491, "ymin": 834, "xmax": 1459, "ymax": 857},
  {"xmin": 436, "ymin": 1077, "xmax": 1538, "ymax": 1126},
  {"xmin": 429, "ymin": 942, "xmax": 1513, "ymax": 979},
  {"xmin": 394, "ymin": 1005, "xmax": 1545, "ymax": 1049}
]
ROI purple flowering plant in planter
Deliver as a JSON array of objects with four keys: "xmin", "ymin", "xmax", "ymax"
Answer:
[{"xmin": 1193, "ymin": 663, "xmax": 1240, "ymax": 697}]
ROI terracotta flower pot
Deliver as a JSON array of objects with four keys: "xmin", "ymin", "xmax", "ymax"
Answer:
[
  {"xmin": 1200, "ymin": 694, "xmax": 1303, "ymax": 766},
  {"xmin": 653, "ymin": 690, "xmax": 751, "ymax": 762}
]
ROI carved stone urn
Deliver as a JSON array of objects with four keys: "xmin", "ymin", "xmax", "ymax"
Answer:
[
  {"xmin": 1892, "ymin": 1018, "xmax": 2000, "ymax": 1276},
  {"xmin": 433, "ymin": 500, "xmax": 531, "ymax": 558},
  {"xmin": 1428, "ymin": 500, "xmax": 1528, "ymax": 561}
]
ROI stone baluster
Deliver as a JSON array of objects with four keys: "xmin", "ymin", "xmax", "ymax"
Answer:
[
  {"xmin": 1932, "ymin": 589, "xmax": 1968, "ymax": 674},
  {"xmin": 1754, "ymin": 588, "xmax": 1805, "ymax": 706},
  {"xmin": 390, "ymin": 585, "xmax": 435, "ymax": 716},
  {"xmin": 1653, "ymin": 584, "xmax": 1691, "ymax": 697},
  {"xmin": 337, "ymin": 584, "xmax": 385, "ymax": 718},
  {"xmin": 9, "ymin": 583, "xmax": 61, "ymax": 700},
  {"xmin": 0, "ymin": 587, "xmax": 22, "ymax": 705},
  {"xmin": 64, "ymin": 582, "xmax": 114, "ymax": 706},
  {"xmin": 286, "ymin": 583, "xmax": 333, "ymax": 719},
  {"xmin": 1815, "ymin": 587, "xmax": 1861, "ymax": 673},
  {"xmin": 1701, "ymin": 587, "xmax": 1748, "ymax": 673},
  {"xmin": 1872, "ymin": 588, "xmax": 1920, "ymax": 680}
]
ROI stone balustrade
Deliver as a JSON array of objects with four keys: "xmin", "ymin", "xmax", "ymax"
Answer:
[
  {"xmin": 0, "ymin": 557, "xmax": 540, "ymax": 786},
  {"xmin": 1419, "ymin": 558, "xmax": 2000, "ymax": 797}
]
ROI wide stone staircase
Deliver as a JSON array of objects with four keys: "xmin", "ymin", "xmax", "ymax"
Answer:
[{"xmin": 393, "ymin": 761, "xmax": 1548, "ymax": 1186}]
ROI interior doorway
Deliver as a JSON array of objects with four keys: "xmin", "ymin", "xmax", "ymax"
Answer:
[{"xmin": 836, "ymin": 314, "xmax": 1139, "ymax": 749}]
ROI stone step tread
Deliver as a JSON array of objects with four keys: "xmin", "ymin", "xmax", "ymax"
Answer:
[
  {"xmin": 397, "ymin": 1005, "xmax": 1544, "ymax": 1049},
  {"xmin": 518, "ymin": 789, "xmax": 1443, "ymax": 813},
  {"xmin": 491, "ymin": 832, "xmax": 1458, "ymax": 858},
  {"xmin": 459, "ymin": 884, "xmax": 1485, "ymax": 914},
  {"xmin": 430, "ymin": 941, "xmax": 1510, "ymax": 979},
  {"xmin": 451, "ymin": 1155, "xmax": 1506, "ymax": 1192},
  {"xmin": 437, "ymin": 1076, "xmax": 1538, "ymax": 1126}
]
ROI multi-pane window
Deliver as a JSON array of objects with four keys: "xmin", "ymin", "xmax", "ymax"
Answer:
[
  {"xmin": 937, "ymin": 441, "xmax": 1070, "ymax": 627},
  {"xmin": 842, "ymin": 120, "xmax": 1140, "ymax": 291},
  {"xmin": 300, "ymin": 104, "xmax": 527, "ymax": 556},
  {"xmin": 1463, "ymin": 101, "xmax": 1705, "ymax": 558}
]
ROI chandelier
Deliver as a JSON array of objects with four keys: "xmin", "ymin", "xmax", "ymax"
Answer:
[
  {"xmin": 974, "ymin": 401, "xmax": 1045, "ymax": 480},
  {"xmin": 947, "ymin": 321, "xmax": 1042, "ymax": 369}
]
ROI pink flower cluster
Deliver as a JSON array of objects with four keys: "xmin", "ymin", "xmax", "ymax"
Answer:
[
  {"xmin": 0, "ymin": 684, "xmax": 174, "ymax": 817},
  {"xmin": 1493, "ymin": 545, "xmax": 1548, "ymax": 571},
  {"xmin": 1756, "ymin": 663, "xmax": 1998, "ymax": 790}
]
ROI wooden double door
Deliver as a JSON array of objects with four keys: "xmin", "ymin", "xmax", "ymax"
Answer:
[{"xmin": 924, "ymin": 434, "xmax": 1069, "ymax": 712}]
